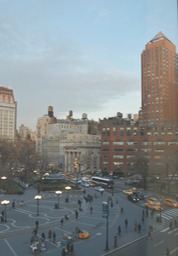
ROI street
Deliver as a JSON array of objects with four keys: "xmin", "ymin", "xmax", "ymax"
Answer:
[{"xmin": 0, "ymin": 180, "xmax": 177, "ymax": 256}]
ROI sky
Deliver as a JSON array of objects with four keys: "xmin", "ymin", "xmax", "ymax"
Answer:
[{"xmin": 0, "ymin": 0, "xmax": 177, "ymax": 130}]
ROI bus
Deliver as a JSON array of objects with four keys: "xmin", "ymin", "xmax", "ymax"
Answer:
[{"xmin": 91, "ymin": 176, "xmax": 114, "ymax": 189}]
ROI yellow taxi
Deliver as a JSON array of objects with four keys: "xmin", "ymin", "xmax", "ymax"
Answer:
[
  {"xmin": 123, "ymin": 187, "xmax": 136, "ymax": 195},
  {"xmin": 164, "ymin": 198, "xmax": 178, "ymax": 208},
  {"xmin": 144, "ymin": 197, "xmax": 162, "ymax": 211}
]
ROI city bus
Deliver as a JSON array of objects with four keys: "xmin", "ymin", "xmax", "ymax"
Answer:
[{"xmin": 91, "ymin": 176, "xmax": 114, "ymax": 189}]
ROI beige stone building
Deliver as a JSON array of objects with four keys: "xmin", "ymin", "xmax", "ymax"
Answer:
[{"xmin": 0, "ymin": 86, "xmax": 17, "ymax": 140}]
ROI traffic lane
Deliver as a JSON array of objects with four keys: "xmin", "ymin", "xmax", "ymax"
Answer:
[{"xmin": 0, "ymin": 238, "xmax": 19, "ymax": 256}]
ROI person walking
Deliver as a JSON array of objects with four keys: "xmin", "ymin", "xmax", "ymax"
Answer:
[
  {"xmin": 138, "ymin": 223, "xmax": 141, "ymax": 233},
  {"xmin": 147, "ymin": 227, "xmax": 152, "ymax": 240},
  {"xmin": 90, "ymin": 206, "xmax": 93, "ymax": 214},
  {"xmin": 35, "ymin": 220, "xmax": 39, "ymax": 230},
  {"xmin": 60, "ymin": 218, "xmax": 64, "ymax": 227},
  {"xmin": 165, "ymin": 247, "xmax": 170, "ymax": 256},
  {"xmin": 118, "ymin": 225, "xmax": 121, "ymax": 236},
  {"xmin": 134, "ymin": 220, "xmax": 138, "ymax": 231},
  {"xmin": 125, "ymin": 219, "xmax": 128, "ymax": 228},
  {"xmin": 61, "ymin": 247, "xmax": 67, "ymax": 256},
  {"xmin": 52, "ymin": 231, "xmax": 56, "ymax": 243},
  {"xmin": 75, "ymin": 210, "xmax": 78, "ymax": 219},
  {"xmin": 114, "ymin": 235, "xmax": 117, "ymax": 248},
  {"xmin": 48, "ymin": 229, "xmax": 52, "ymax": 239},
  {"xmin": 41, "ymin": 232, "xmax": 45, "ymax": 242}
]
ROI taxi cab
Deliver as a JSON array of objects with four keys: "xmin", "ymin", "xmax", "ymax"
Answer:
[
  {"xmin": 144, "ymin": 197, "xmax": 162, "ymax": 211},
  {"xmin": 164, "ymin": 198, "xmax": 178, "ymax": 208},
  {"xmin": 123, "ymin": 187, "xmax": 136, "ymax": 195}
]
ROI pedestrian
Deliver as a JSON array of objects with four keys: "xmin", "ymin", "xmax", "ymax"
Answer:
[
  {"xmin": 61, "ymin": 247, "xmax": 67, "ymax": 256},
  {"xmin": 147, "ymin": 229, "xmax": 152, "ymax": 240},
  {"xmin": 134, "ymin": 220, "xmax": 138, "ymax": 231},
  {"xmin": 165, "ymin": 248, "xmax": 170, "ymax": 256},
  {"xmin": 120, "ymin": 207, "xmax": 124, "ymax": 213},
  {"xmin": 118, "ymin": 225, "xmax": 121, "ymax": 235},
  {"xmin": 75, "ymin": 210, "xmax": 78, "ymax": 219},
  {"xmin": 48, "ymin": 229, "xmax": 52, "ymax": 239},
  {"xmin": 125, "ymin": 219, "xmax": 128, "ymax": 228},
  {"xmin": 90, "ymin": 206, "xmax": 93, "ymax": 214},
  {"xmin": 35, "ymin": 220, "xmax": 39, "ymax": 229},
  {"xmin": 174, "ymin": 219, "xmax": 177, "ymax": 228},
  {"xmin": 60, "ymin": 218, "xmax": 64, "ymax": 227},
  {"xmin": 52, "ymin": 231, "xmax": 56, "ymax": 243},
  {"xmin": 41, "ymin": 232, "xmax": 45, "ymax": 242},
  {"xmin": 138, "ymin": 223, "xmax": 141, "ymax": 233},
  {"xmin": 142, "ymin": 209, "xmax": 145, "ymax": 217},
  {"xmin": 69, "ymin": 242, "xmax": 74, "ymax": 255},
  {"xmin": 114, "ymin": 235, "xmax": 117, "ymax": 248},
  {"xmin": 146, "ymin": 208, "xmax": 149, "ymax": 217},
  {"xmin": 142, "ymin": 215, "xmax": 144, "ymax": 223}
]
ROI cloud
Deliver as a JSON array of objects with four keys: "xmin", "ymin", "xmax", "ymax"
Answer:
[{"xmin": 0, "ymin": 1, "xmax": 141, "ymax": 129}]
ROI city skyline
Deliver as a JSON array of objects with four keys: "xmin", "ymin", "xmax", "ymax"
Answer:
[{"xmin": 0, "ymin": 0, "xmax": 177, "ymax": 130}]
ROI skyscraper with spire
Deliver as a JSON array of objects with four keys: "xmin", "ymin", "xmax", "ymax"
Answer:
[{"xmin": 141, "ymin": 32, "xmax": 178, "ymax": 126}]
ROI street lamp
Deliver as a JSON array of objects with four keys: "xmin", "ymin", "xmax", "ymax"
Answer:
[
  {"xmin": 34, "ymin": 195, "xmax": 42, "ymax": 216},
  {"xmin": 65, "ymin": 186, "xmax": 71, "ymax": 203},
  {"xmin": 1, "ymin": 176, "xmax": 7, "ymax": 180},
  {"xmin": 55, "ymin": 190, "xmax": 62, "ymax": 209},
  {"xmin": 103, "ymin": 196, "xmax": 113, "ymax": 251},
  {"xmin": 1, "ymin": 200, "xmax": 10, "ymax": 222}
]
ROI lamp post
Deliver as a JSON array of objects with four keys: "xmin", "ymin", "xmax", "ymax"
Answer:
[
  {"xmin": 65, "ymin": 186, "xmax": 71, "ymax": 203},
  {"xmin": 1, "ymin": 200, "xmax": 10, "ymax": 222},
  {"xmin": 103, "ymin": 196, "xmax": 112, "ymax": 251},
  {"xmin": 34, "ymin": 195, "xmax": 42, "ymax": 216},
  {"xmin": 55, "ymin": 190, "xmax": 62, "ymax": 209}
]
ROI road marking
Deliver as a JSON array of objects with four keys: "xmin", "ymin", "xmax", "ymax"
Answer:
[
  {"xmin": 171, "ymin": 246, "xmax": 178, "ymax": 254},
  {"xmin": 160, "ymin": 227, "xmax": 169, "ymax": 232},
  {"xmin": 4, "ymin": 239, "xmax": 18, "ymax": 256},
  {"xmin": 153, "ymin": 240, "xmax": 164, "ymax": 247},
  {"xmin": 168, "ymin": 228, "xmax": 178, "ymax": 235}
]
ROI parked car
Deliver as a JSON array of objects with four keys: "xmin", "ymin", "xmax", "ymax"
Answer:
[
  {"xmin": 127, "ymin": 194, "xmax": 139, "ymax": 203},
  {"xmin": 95, "ymin": 186, "xmax": 105, "ymax": 192}
]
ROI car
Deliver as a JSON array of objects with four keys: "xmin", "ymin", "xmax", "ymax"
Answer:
[
  {"xmin": 144, "ymin": 202, "xmax": 162, "ymax": 211},
  {"xmin": 123, "ymin": 187, "xmax": 136, "ymax": 195},
  {"xmin": 144, "ymin": 197, "xmax": 162, "ymax": 211},
  {"xmin": 88, "ymin": 181, "xmax": 97, "ymax": 187},
  {"xmin": 127, "ymin": 194, "xmax": 139, "ymax": 203},
  {"xmin": 132, "ymin": 191, "xmax": 145, "ymax": 200},
  {"xmin": 164, "ymin": 198, "xmax": 178, "ymax": 208},
  {"xmin": 95, "ymin": 186, "xmax": 105, "ymax": 192},
  {"xmin": 81, "ymin": 182, "xmax": 90, "ymax": 187}
]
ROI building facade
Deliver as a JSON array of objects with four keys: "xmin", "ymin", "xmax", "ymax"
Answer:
[
  {"xmin": 100, "ymin": 33, "xmax": 178, "ymax": 177},
  {"xmin": 37, "ymin": 110, "xmax": 100, "ymax": 174},
  {"xmin": 0, "ymin": 86, "xmax": 17, "ymax": 140},
  {"xmin": 141, "ymin": 32, "xmax": 178, "ymax": 126}
]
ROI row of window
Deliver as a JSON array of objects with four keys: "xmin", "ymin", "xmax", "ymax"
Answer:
[{"xmin": 102, "ymin": 141, "xmax": 178, "ymax": 145}]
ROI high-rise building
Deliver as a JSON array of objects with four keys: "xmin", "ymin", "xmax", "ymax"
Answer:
[
  {"xmin": 0, "ymin": 86, "xmax": 17, "ymax": 140},
  {"xmin": 141, "ymin": 32, "xmax": 178, "ymax": 126}
]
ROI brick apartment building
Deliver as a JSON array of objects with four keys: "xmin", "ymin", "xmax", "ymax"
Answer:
[{"xmin": 99, "ymin": 32, "xmax": 178, "ymax": 177}]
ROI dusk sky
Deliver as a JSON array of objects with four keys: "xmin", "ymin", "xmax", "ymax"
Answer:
[{"xmin": 0, "ymin": 0, "xmax": 177, "ymax": 130}]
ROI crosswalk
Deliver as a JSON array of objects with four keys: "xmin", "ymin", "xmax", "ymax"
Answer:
[{"xmin": 161, "ymin": 208, "xmax": 178, "ymax": 220}]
